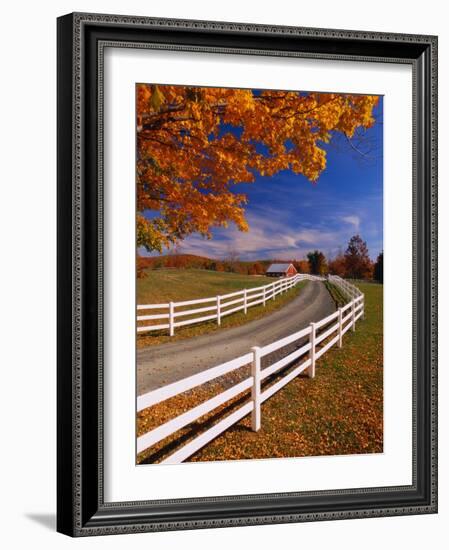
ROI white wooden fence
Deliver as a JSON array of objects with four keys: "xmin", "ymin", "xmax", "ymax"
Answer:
[
  {"xmin": 137, "ymin": 279, "xmax": 364, "ymax": 464},
  {"xmin": 137, "ymin": 273, "xmax": 323, "ymax": 336},
  {"xmin": 328, "ymin": 275, "xmax": 364, "ymax": 301}
]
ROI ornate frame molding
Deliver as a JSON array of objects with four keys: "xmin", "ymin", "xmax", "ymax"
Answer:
[{"xmin": 57, "ymin": 12, "xmax": 437, "ymax": 536}]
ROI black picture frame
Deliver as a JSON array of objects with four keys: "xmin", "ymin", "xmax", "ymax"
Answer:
[{"xmin": 57, "ymin": 12, "xmax": 438, "ymax": 537}]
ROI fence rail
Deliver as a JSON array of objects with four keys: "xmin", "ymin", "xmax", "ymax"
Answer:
[
  {"xmin": 137, "ymin": 278, "xmax": 364, "ymax": 464},
  {"xmin": 137, "ymin": 273, "xmax": 324, "ymax": 336},
  {"xmin": 328, "ymin": 274, "xmax": 363, "ymax": 300}
]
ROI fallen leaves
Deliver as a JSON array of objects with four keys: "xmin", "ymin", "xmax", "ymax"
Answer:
[{"xmin": 137, "ymin": 282, "xmax": 383, "ymax": 464}]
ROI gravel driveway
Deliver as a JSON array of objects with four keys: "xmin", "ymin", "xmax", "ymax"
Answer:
[{"xmin": 137, "ymin": 280, "xmax": 335, "ymax": 395}]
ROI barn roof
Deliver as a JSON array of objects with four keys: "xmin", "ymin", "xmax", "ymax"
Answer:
[{"xmin": 266, "ymin": 263, "xmax": 294, "ymax": 273}]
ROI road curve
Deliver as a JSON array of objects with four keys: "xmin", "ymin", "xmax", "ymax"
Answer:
[{"xmin": 137, "ymin": 280, "xmax": 335, "ymax": 395}]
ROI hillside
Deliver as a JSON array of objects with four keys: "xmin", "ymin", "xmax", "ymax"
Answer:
[
  {"xmin": 137, "ymin": 253, "xmax": 308, "ymax": 278},
  {"xmin": 138, "ymin": 253, "xmax": 212, "ymax": 271},
  {"xmin": 137, "ymin": 268, "xmax": 273, "ymax": 305}
]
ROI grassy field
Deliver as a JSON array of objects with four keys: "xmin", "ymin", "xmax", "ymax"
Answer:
[
  {"xmin": 137, "ymin": 281, "xmax": 383, "ymax": 463},
  {"xmin": 138, "ymin": 268, "xmax": 273, "ymax": 304},
  {"xmin": 137, "ymin": 269, "xmax": 306, "ymax": 347}
]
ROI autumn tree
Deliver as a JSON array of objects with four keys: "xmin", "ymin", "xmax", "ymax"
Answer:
[
  {"xmin": 136, "ymin": 255, "xmax": 151, "ymax": 278},
  {"xmin": 165, "ymin": 246, "xmax": 186, "ymax": 268},
  {"xmin": 307, "ymin": 250, "xmax": 328, "ymax": 275},
  {"xmin": 137, "ymin": 85, "xmax": 379, "ymax": 251},
  {"xmin": 249, "ymin": 262, "xmax": 264, "ymax": 275},
  {"xmin": 293, "ymin": 259, "xmax": 310, "ymax": 274},
  {"xmin": 328, "ymin": 249, "xmax": 347, "ymax": 277},
  {"xmin": 344, "ymin": 235, "xmax": 371, "ymax": 279},
  {"xmin": 222, "ymin": 247, "xmax": 241, "ymax": 273},
  {"xmin": 374, "ymin": 251, "xmax": 384, "ymax": 283}
]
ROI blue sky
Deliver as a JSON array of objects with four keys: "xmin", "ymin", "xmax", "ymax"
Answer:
[{"xmin": 142, "ymin": 95, "xmax": 383, "ymax": 262}]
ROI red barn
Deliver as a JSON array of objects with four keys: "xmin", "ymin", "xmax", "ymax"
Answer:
[{"xmin": 266, "ymin": 263, "xmax": 297, "ymax": 278}]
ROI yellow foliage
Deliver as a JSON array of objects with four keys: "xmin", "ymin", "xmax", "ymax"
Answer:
[{"xmin": 137, "ymin": 85, "xmax": 379, "ymax": 251}]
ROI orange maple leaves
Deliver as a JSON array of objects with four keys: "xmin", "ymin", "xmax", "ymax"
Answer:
[{"xmin": 136, "ymin": 84, "xmax": 379, "ymax": 252}]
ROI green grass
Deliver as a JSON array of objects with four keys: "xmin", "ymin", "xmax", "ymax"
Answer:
[
  {"xmin": 137, "ymin": 282, "xmax": 383, "ymax": 462},
  {"xmin": 325, "ymin": 281, "xmax": 348, "ymax": 308},
  {"xmin": 137, "ymin": 269, "xmax": 307, "ymax": 347},
  {"xmin": 138, "ymin": 268, "xmax": 274, "ymax": 304}
]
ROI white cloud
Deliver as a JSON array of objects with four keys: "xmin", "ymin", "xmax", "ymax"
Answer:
[
  {"xmin": 294, "ymin": 229, "xmax": 336, "ymax": 246},
  {"xmin": 341, "ymin": 215, "xmax": 360, "ymax": 232},
  {"xmin": 177, "ymin": 212, "xmax": 344, "ymax": 260},
  {"xmin": 142, "ymin": 209, "xmax": 373, "ymax": 261}
]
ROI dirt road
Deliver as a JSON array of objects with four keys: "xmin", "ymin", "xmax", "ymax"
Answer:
[{"xmin": 137, "ymin": 280, "xmax": 335, "ymax": 395}]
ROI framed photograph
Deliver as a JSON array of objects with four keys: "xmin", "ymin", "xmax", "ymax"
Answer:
[{"xmin": 57, "ymin": 12, "xmax": 438, "ymax": 536}]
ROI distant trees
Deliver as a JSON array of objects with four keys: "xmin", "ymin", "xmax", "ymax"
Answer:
[
  {"xmin": 307, "ymin": 250, "xmax": 328, "ymax": 276},
  {"xmin": 293, "ymin": 259, "xmax": 310, "ymax": 274},
  {"xmin": 136, "ymin": 256, "xmax": 149, "ymax": 278},
  {"xmin": 137, "ymin": 236, "xmax": 382, "ymax": 282},
  {"xmin": 165, "ymin": 246, "xmax": 188, "ymax": 268},
  {"xmin": 223, "ymin": 247, "xmax": 242, "ymax": 273},
  {"xmin": 344, "ymin": 235, "xmax": 372, "ymax": 279},
  {"xmin": 374, "ymin": 251, "xmax": 383, "ymax": 283},
  {"xmin": 304, "ymin": 235, "xmax": 378, "ymax": 280},
  {"xmin": 249, "ymin": 262, "xmax": 265, "ymax": 275},
  {"xmin": 328, "ymin": 249, "xmax": 346, "ymax": 277},
  {"xmin": 212, "ymin": 261, "xmax": 225, "ymax": 272}
]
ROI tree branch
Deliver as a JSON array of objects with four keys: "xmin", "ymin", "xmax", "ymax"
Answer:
[{"xmin": 343, "ymin": 132, "xmax": 374, "ymax": 159}]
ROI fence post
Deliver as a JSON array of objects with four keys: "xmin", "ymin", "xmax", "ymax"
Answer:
[
  {"xmin": 338, "ymin": 307, "xmax": 343, "ymax": 348},
  {"xmin": 263, "ymin": 285, "xmax": 266, "ymax": 306},
  {"xmin": 273, "ymin": 281, "xmax": 276, "ymax": 300},
  {"xmin": 169, "ymin": 302, "xmax": 175, "ymax": 337},
  {"xmin": 244, "ymin": 288, "xmax": 247, "ymax": 314},
  {"xmin": 217, "ymin": 295, "xmax": 221, "ymax": 326},
  {"xmin": 352, "ymin": 300, "xmax": 356, "ymax": 332},
  {"xmin": 308, "ymin": 322, "xmax": 316, "ymax": 378},
  {"xmin": 251, "ymin": 346, "xmax": 262, "ymax": 431},
  {"xmin": 362, "ymin": 296, "xmax": 365, "ymax": 320}
]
